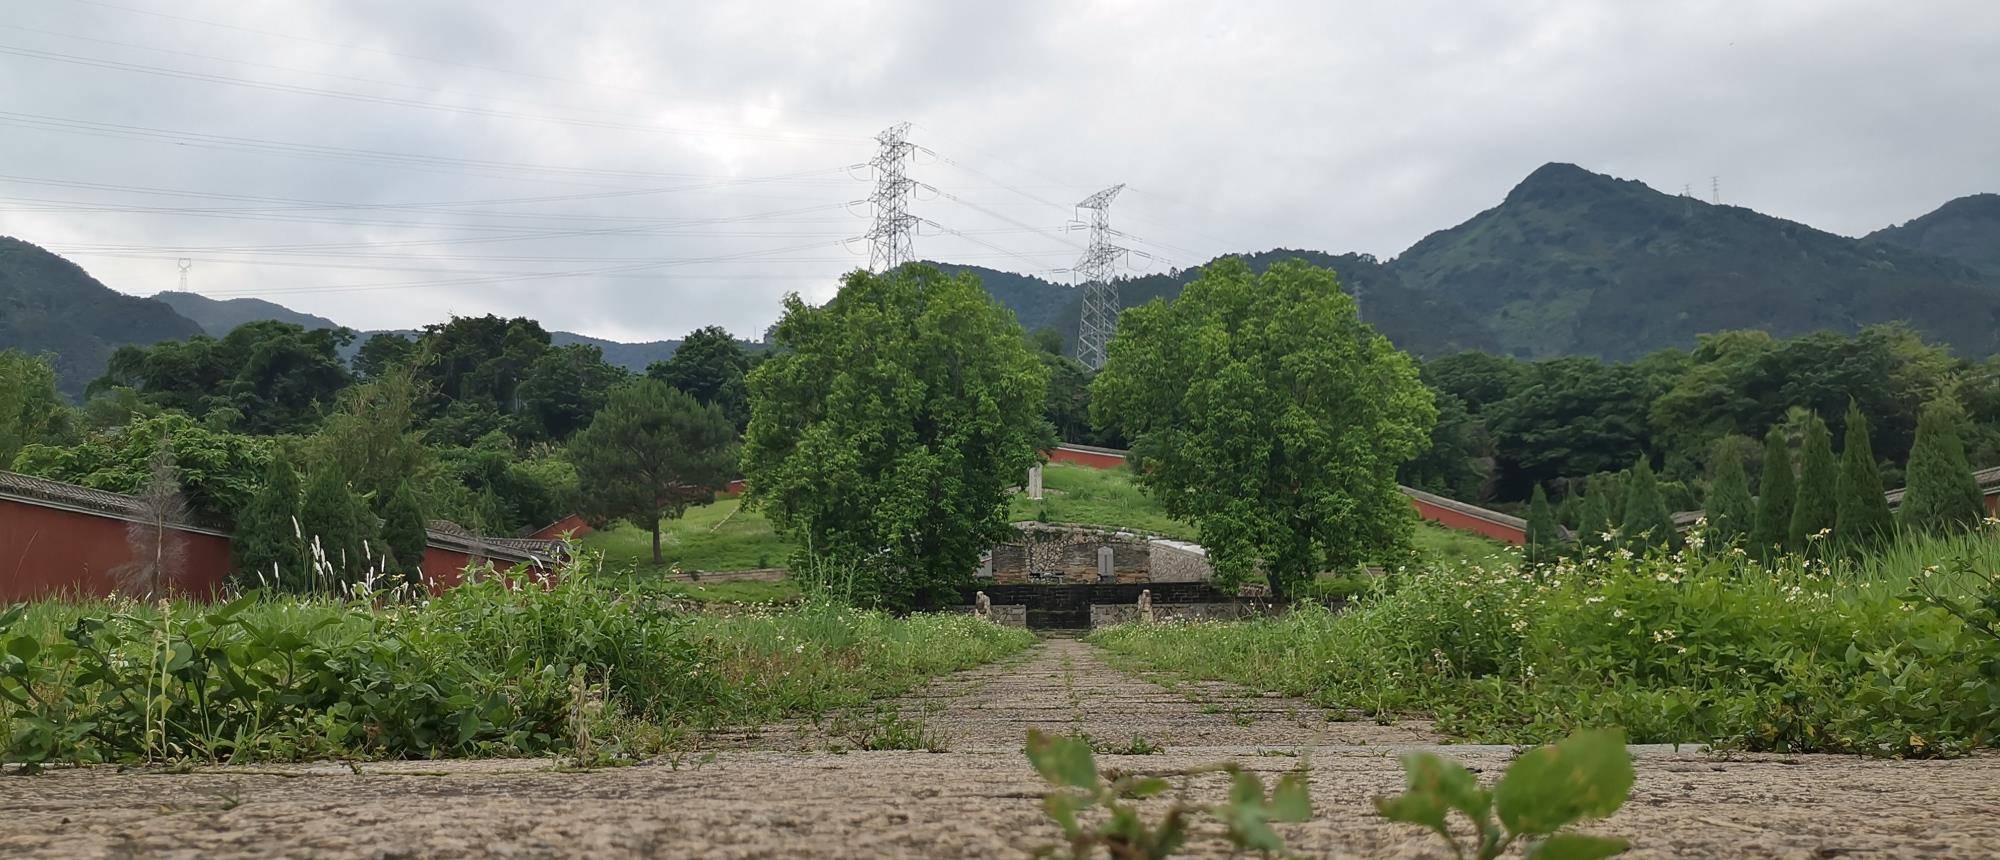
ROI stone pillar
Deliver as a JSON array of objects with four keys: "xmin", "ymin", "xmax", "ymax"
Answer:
[
  {"xmin": 1027, "ymin": 464, "xmax": 1044, "ymax": 500},
  {"xmin": 979, "ymin": 553, "xmax": 993, "ymax": 578},
  {"xmin": 1096, "ymin": 545, "xmax": 1114, "ymax": 581},
  {"xmin": 1138, "ymin": 589, "xmax": 1153, "ymax": 623}
]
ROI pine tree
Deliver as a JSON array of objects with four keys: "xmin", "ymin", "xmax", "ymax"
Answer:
[
  {"xmin": 1898, "ymin": 399, "xmax": 1986, "ymax": 535},
  {"xmin": 1751, "ymin": 426, "xmax": 1795, "ymax": 555},
  {"xmin": 299, "ymin": 466, "xmax": 363, "ymax": 590},
  {"xmin": 1620, "ymin": 457, "xmax": 1676, "ymax": 550},
  {"xmin": 381, "ymin": 480, "xmax": 430, "ymax": 585},
  {"xmin": 1835, "ymin": 403, "xmax": 1893, "ymax": 550},
  {"xmin": 1525, "ymin": 484, "xmax": 1559, "ymax": 563},
  {"xmin": 1576, "ymin": 489, "xmax": 1612, "ymax": 553},
  {"xmin": 1705, "ymin": 449, "xmax": 1755, "ymax": 546},
  {"xmin": 1789, "ymin": 414, "xmax": 1839, "ymax": 551},
  {"xmin": 233, "ymin": 458, "xmax": 311, "ymax": 591}
]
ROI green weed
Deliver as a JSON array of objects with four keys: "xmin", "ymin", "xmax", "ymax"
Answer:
[{"xmin": 1377, "ymin": 729, "xmax": 1635, "ymax": 859}]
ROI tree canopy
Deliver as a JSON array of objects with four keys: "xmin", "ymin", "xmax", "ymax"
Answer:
[
  {"xmin": 743, "ymin": 265, "xmax": 1050, "ymax": 608},
  {"xmin": 1090, "ymin": 259, "xmax": 1434, "ymax": 599}
]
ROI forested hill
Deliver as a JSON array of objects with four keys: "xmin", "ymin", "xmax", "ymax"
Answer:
[
  {"xmin": 939, "ymin": 251, "xmax": 1501, "ymax": 359},
  {"xmin": 1387, "ymin": 163, "xmax": 2000, "ymax": 360},
  {"xmin": 0, "ymin": 237, "xmax": 204, "ymax": 397},
  {"xmin": 1865, "ymin": 193, "xmax": 2000, "ymax": 277},
  {"xmin": 153, "ymin": 291, "xmax": 341, "ymax": 335}
]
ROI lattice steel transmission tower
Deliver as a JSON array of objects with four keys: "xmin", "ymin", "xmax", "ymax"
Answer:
[
  {"xmin": 1073, "ymin": 183, "xmax": 1127, "ymax": 371},
  {"xmin": 864, "ymin": 123, "xmax": 918, "ymax": 272}
]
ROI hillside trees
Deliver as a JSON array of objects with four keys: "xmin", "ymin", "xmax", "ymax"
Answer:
[
  {"xmin": 89, "ymin": 321, "xmax": 354, "ymax": 435},
  {"xmin": 517, "ymin": 343, "xmax": 627, "ymax": 440},
  {"xmin": 570, "ymin": 379, "xmax": 735, "ymax": 566},
  {"xmin": 12, "ymin": 413, "xmax": 269, "ymax": 522},
  {"xmin": 1485, "ymin": 357, "xmax": 1653, "ymax": 498},
  {"xmin": 647, "ymin": 325, "xmax": 751, "ymax": 429},
  {"xmin": 1091, "ymin": 259, "xmax": 1434, "ymax": 599},
  {"xmin": 743, "ymin": 265, "xmax": 1050, "ymax": 608}
]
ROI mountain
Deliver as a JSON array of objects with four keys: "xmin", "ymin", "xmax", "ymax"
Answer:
[
  {"xmin": 1386, "ymin": 163, "xmax": 2000, "ymax": 360},
  {"xmin": 944, "ymin": 250, "xmax": 1501, "ymax": 360},
  {"xmin": 152, "ymin": 291, "xmax": 342, "ymax": 335},
  {"xmin": 0, "ymin": 237, "xmax": 205, "ymax": 397},
  {"xmin": 1866, "ymin": 193, "xmax": 2000, "ymax": 277},
  {"xmin": 154, "ymin": 292, "xmax": 683, "ymax": 373}
]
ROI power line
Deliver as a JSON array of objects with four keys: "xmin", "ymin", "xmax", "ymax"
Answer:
[
  {"xmin": 0, "ymin": 43, "xmax": 869, "ymax": 144},
  {"xmin": 1073, "ymin": 184, "xmax": 1127, "ymax": 371}
]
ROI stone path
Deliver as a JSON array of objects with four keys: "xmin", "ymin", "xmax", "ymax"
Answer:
[{"xmin": 2, "ymin": 638, "xmax": 1997, "ymax": 858}]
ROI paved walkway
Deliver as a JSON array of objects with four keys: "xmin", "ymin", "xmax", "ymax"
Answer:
[{"xmin": 2, "ymin": 639, "xmax": 1996, "ymax": 858}]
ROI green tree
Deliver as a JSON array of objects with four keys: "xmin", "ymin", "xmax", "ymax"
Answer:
[
  {"xmin": 1898, "ymin": 399, "xmax": 1986, "ymax": 534},
  {"xmin": 517, "ymin": 343, "xmax": 627, "ymax": 440},
  {"xmin": 299, "ymin": 465, "xmax": 368, "ymax": 588},
  {"xmin": 232, "ymin": 458, "xmax": 310, "ymax": 590},
  {"xmin": 353, "ymin": 332, "xmax": 416, "ymax": 379},
  {"xmin": 1421, "ymin": 351, "xmax": 1530, "ymax": 414},
  {"xmin": 0, "ymin": 350, "xmax": 73, "ymax": 469},
  {"xmin": 90, "ymin": 321, "xmax": 355, "ymax": 435},
  {"xmin": 1485, "ymin": 357, "xmax": 1653, "ymax": 498},
  {"xmin": 1751, "ymin": 426, "xmax": 1796, "ymax": 554},
  {"xmin": 647, "ymin": 325, "xmax": 752, "ymax": 428},
  {"xmin": 1524, "ymin": 484, "xmax": 1559, "ymax": 563},
  {"xmin": 12, "ymin": 413, "xmax": 269, "ymax": 523},
  {"xmin": 1575, "ymin": 488, "xmax": 1612, "ymax": 552},
  {"xmin": 310, "ymin": 366, "xmax": 431, "ymax": 514},
  {"xmin": 1399, "ymin": 391, "xmax": 1494, "ymax": 502},
  {"xmin": 570, "ymin": 379, "xmax": 735, "ymax": 566},
  {"xmin": 1704, "ymin": 447, "xmax": 1755, "ymax": 545},
  {"xmin": 1091, "ymin": 259, "xmax": 1434, "ymax": 599},
  {"xmin": 1789, "ymin": 415, "xmax": 1839, "ymax": 550},
  {"xmin": 743, "ymin": 265, "xmax": 1050, "ymax": 608},
  {"xmin": 381, "ymin": 479, "xmax": 429, "ymax": 584},
  {"xmin": 1835, "ymin": 403, "xmax": 1893, "ymax": 549},
  {"xmin": 1619, "ymin": 457, "xmax": 1675, "ymax": 550}
]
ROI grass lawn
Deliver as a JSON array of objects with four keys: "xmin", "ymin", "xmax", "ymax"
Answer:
[
  {"xmin": 648, "ymin": 577, "xmax": 802, "ymax": 605},
  {"xmin": 582, "ymin": 496, "xmax": 794, "ymax": 575},
  {"xmin": 583, "ymin": 463, "xmax": 1511, "ymax": 579},
  {"xmin": 1008, "ymin": 462, "xmax": 1198, "ymax": 538}
]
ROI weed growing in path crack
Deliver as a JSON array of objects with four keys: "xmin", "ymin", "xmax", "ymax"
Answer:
[
  {"xmin": 1375, "ymin": 728, "xmax": 1635, "ymax": 859},
  {"xmin": 827, "ymin": 704, "xmax": 951, "ymax": 752},
  {"xmin": 1026, "ymin": 728, "xmax": 1310, "ymax": 858}
]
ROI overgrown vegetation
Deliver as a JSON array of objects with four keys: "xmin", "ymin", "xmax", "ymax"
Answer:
[
  {"xmin": 1092, "ymin": 523, "xmax": 2000, "ymax": 757},
  {"xmin": 0, "ymin": 563, "xmax": 1032, "ymax": 770}
]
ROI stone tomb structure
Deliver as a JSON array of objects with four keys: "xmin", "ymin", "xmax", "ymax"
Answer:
[{"xmin": 967, "ymin": 523, "xmax": 1269, "ymax": 629}]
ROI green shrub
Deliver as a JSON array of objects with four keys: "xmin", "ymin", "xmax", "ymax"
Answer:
[{"xmin": 1092, "ymin": 525, "xmax": 2000, "ymax": 757}]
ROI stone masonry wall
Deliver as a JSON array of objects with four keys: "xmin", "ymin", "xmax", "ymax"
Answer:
[{"xmin": 1146, "ymin": 539, "xmax": 1213, "ymax": 583}]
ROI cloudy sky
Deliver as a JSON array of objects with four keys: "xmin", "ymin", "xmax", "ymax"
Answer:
[{"xmin": 3, "ymin": 0, "xmax": 1996, "ymax": 342}]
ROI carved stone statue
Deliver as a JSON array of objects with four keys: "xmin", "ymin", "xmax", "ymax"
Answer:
[
  {"xmin": 974, "ymin": 590, "xmax": 992, "ymax": 621},
  {"xmin": 1138, "ymin": 588, "xmax": 1154, "ymax": 624}
]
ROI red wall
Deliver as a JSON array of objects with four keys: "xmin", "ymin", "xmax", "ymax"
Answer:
[
  {"xmin": 1, "ymin": 497, "xmax": 233, "ymax": 603},
  {"xmin": 1048, "ymin": 446, "xmax": 1130, "ymax": 470},
  {"xmin": 1406, "ymin": 498, "xmax": 1527, "ymax": 545},
  {"xmin": 529, "ymin": 514, "xmax": 593, "ymax": 540}
]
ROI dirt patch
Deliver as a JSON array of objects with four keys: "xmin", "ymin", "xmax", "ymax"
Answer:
[{"xmin": 2, "ymin": 638, "xmax": 1995, "ymax": 858}]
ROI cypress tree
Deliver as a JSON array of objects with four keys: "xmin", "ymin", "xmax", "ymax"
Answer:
[
  {"xmin": 1835, "ymin": 403, "xmax": 1894, "ymax": 550},
  {"xmin": 1620, "ymin": 457, "xmax": 1676, "ymax": 550},
  {"xmin": 1705, "ymin": 449, "xmax": 1755, "ymax": 546},
  {"xmin": 233, "ymin": 458, "xmax": 310, "ymax": 591},
  {"xmin": 1525, "ymin": 484, "xmax": 1559, "ymax": 563},
  {"xmin": 1789, "ymin": 414, "xmax": 1839, "ymax": 551},
  {"xmin": 300, "ymin": 466, "xmax": 363, "ymax": 590},
  {"xmin": 381, "ymin": 480, "xmax": 430, "ymax": 584},
  {"xmin": 1751, "ymin": 427, "xmax": 1795, "ymax": 555},
  {"xmin": 1575, "ymin": 488, "xmax": 1610, "ymax": 553},
  {"xmin": 1898, "ymin": 399, "xmax": 1986, "ymax": 534}
]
